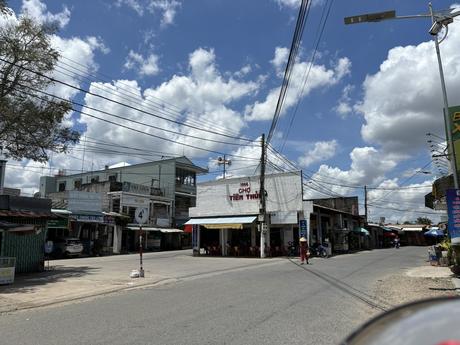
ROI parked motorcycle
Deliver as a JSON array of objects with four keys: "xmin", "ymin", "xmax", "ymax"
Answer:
[
  {"xmin": 287, "ymin": 241, "xmax": 298, "ymax": 257},
  {"xmin": 310, "ymin": 243, "xmax": 328, "ymax": 258}
]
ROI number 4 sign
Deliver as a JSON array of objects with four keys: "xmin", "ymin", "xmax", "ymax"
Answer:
[{"xmin": 135, "ymin": 207, "xmax": 149, "ymax": 225}]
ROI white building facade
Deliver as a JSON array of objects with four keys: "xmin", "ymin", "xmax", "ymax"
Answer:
[{"xmin": 186, "ymin": 171, "xmax": 313, "ymax": 257}]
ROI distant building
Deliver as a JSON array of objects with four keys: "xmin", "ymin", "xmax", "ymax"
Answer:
[
  {"xmin": 39, "ymin": 157, "xmax": 207, "ymax": 254},
  {"xmin": 40, "ymin": 156, "xmax": 207, "ymax": 227}
]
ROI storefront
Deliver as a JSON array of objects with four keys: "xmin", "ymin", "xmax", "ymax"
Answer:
[
  {"xmin": 185, "ymin": 171, "xmax": 311, "ymax": 258},
  {"xmin": 125, "ymin": 226, "xmax": 184, "ymax": 252}
]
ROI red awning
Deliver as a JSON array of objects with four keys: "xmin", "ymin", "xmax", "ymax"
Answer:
[{"xmin": 184, "ymin": 224, "xmax": 193, "ymax": 233}]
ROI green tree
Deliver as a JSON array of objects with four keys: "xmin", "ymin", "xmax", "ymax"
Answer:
[
  {"xmin": 416, "ymin": 217, "xmax": 432, "ymax": 225},
  {"xmin": 0, "ymin": 6, "xmax": 79, "ymax": 162}
]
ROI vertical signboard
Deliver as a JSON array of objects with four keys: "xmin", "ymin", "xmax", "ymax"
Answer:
[
  {"xmin": 446, "ymin": 189, "xmax": 460, "ymax": 245},
  {"xmin": 299, "ymin": 219, "xmax": 307, "ymax": 238},
  {"xmin": 449, "ymin": 106, "xmax": 460, "ymax": 173}
]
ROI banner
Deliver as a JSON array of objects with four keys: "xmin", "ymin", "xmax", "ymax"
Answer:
[{"xmin": 446, "ymin": 189, "xmax": 460, "ymax": 244}]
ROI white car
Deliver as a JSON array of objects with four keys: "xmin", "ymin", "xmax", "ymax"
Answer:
[{"xmin": 53, "ymin": 238, "xmax": 84, "ymax": 258}]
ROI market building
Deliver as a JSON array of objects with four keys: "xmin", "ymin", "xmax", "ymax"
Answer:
[{"xmin": 185, "ymin": 171, "xmax": 311, "ymax": 257}]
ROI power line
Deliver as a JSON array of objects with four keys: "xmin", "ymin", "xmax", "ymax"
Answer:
[
  {"xmin": 266, "ymin": 0, "xmax": 310, "ymax": 145},
  {"xmin": 9, "ymin": 87, "xmax": 262, "ymax": 160},
  {"xmin": 22, "ymin": 83, "xmax": 257, "ymax": 148},
  {"xmin": 280, "ymin": 0, "xmax": 335, "ymax": 153},
  {"xmin": 53, "ymin": 61, "xmax": 244, "ymax": 139},
  {"xmin": 0, "ymin": 57, "xmax": 255, "ymax": 143}
]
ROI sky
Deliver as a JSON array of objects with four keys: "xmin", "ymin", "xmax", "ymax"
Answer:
[{"xmin": 3, "ymin": 0, "xmax": 460, "ymax": 223}]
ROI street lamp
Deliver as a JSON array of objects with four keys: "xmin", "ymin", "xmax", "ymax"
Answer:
[{"xmin": 344, "ymin": 4, "xmax": 460, "ymax": 189}]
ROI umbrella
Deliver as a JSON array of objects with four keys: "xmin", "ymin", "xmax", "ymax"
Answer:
[{"xmin": 424, "ymin": 229, "xmax": 445, "ymax": 237}]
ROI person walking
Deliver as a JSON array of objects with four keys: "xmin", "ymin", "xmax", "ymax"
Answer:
[{"xmin": 299, "ymin": 237, "xmax": 309, "ymax": 264}]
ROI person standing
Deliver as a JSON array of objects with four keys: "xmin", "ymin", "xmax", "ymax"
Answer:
[{"xmin": 299, "ymin": 237, "xmax": 309, "ymax": 264}]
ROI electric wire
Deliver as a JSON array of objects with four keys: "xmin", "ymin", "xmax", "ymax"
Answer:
[
  {"xmin": 52, "ymin": 61, "xmax": 246, "ymax": 140},
  {"xmin": 280, "ymin": 0, "xmax": 335, "ymax": 153},
  {"xmin": 0, "ymin": 57, "xmax": 255, "ymax": 143},
  {"xmin": 266, "ymin": 0, "xmax": 310, "ymax": 145}
]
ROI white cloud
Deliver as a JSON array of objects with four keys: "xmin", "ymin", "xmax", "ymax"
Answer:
[
  {"xmin": 366, "ymin": 179, "xmax": 439, "ymax": 224},
  {"xmin": 298, "ymin": 140, "xmax": 338, "ymax": 167},
  {"xmin": 306, "ymin": 147, "xmax": 398, "ymax": 196},
  {"xmin": 50, "ymin": 35, "xmax": 108, "ymax": 100},
  {"xmin": 124, "ymin": 50, "xmax": 160, "ymax": 76},
  {"xmin": 356, "ymin": 19, "xmax": 460, "ymax": 155},
  {"xmin": 271, "ymin": 47, "xmax": 289, "ymax": 72},
  {"xmin": 76, "ymin": 48, "xmax": 260, "ymax": 166},
  {"xmin": 334, "ymin": 84, "xmax": 354, "ymax": 118},
  {"xmin": 116, "ymin": 0, "xmax": 181, "ymax": 26},
  {"xmin": 21, "ymin": 0, "xmax": 71, "ymax": 28},
  {"xmin": 234, "ymin": 65, "xmax": 252, "ymax": 78},
  {"xmin": 245, "ymin": 49, "xmax": 350, "ymax": 121}
]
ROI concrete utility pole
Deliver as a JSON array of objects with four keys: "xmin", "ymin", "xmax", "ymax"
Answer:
[
  {"xmin": 259, "ymin": 134, "xmax": 267, "ymax": 258},
  {"xmin": 364, "ymin": 185, "xmax": 368, "ymax": 224},
  {"xmin": 216, "ymin": 155, "xmax": 231, "ymax": 179},
  {"xmin": 344, "ymin": 4, "xmax": 460, "ymax": 189}
]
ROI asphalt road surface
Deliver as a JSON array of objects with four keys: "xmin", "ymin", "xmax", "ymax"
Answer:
[{"xmin": 0, "ymin": 247, "xmax": 430, "ymax": 345}]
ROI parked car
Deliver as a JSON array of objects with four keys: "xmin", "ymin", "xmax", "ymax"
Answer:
[{"xmin": 52, "ymin": 238, "xmax": 84, "ymax": 258}]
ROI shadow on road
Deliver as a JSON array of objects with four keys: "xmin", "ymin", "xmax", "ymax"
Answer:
[{"xmin": 0, "ymin": 266, "xmax": 99, "ymax": 295}]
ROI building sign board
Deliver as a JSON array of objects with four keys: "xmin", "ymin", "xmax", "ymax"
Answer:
[
  {"xmin": 299, "ymin": 219, "xmax": 307, "ymax": 238},
  {"xmin": 47, "ymin": 219, "xmax": 68, "ymax": 228},
  {"xmin": 446, "ymin": 189, "xmax": 460, "ymax": 245},
  {"xmin": 189, "ymin": 172, "xmax": 302, "ymax": 218},
  {"xmin": 67, "ymin": 191, "xmax": 102, "ymax": 212},
  {"xmin": 71, "ymin": 214, "xmax": 104, "ymax": 223},
  {"xmin": 121, "ymin": 194, "xmax": 151, "ymax": 208},
  {"xmin": 122, "ymin": 182, "xmax": 151, "ymax": 195}
]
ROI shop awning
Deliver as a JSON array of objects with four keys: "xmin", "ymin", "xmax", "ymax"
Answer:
[
  {"xmin": 102, "ymin": 211, "xmax": 130, "ymax": 218},
  {"xmin": 127, "ymin": 226, "xmax": 183, "ymax": 233},
  {"xmin": 185, "ymin": 216, "xmax": 257, "ymax": 229},
  {"xmin": 353, "ymin": 227, "xmax": 370, "ymax": 236},
  {"xmin": 0, "ymin": 221, "xmax": 36, "ymax": 232}
]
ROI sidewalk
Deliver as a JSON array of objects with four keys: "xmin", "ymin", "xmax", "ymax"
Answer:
[{"xmin": 0, "ymin": 260, "xmax": 170, "ymax": 313}]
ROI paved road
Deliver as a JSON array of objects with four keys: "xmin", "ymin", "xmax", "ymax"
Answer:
[{"xmin": 0, "ymin": 247, "xmax": 430, "ymax": 345}]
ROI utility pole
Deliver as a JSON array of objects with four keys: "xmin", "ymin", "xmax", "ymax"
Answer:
[
  {"xmin": 259, "ymin": 134, "xmax": 267, "ymax": 258},
  {"xmin": 429, "ymin": 2, "xmax": 459, "ymax": 189},
  {"xmin": 364, "ymin": 185, "xmax": 368, "ymax": 225},
  {"xmin": 216, "ymin": 155, "xmax": 231, "ymax": 179}
]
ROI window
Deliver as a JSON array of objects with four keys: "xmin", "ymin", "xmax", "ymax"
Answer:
[
  {"xmin": 74, "ymin": 179, "xmax": 82, "ymax": 189},
  {"xmin": 58, "ymin": 181, "xmax": 66, "ymax": 192},
  {"xmin": 175, "ymin": 168, "xmax": 196, "ymax": 187},
  {"xmin": 108, "ymin": 174, "xmax": 117, "ymax": 182},
  {"xmin": 90, "ymin": 176, "xmax": 100, "ymax": 183}
]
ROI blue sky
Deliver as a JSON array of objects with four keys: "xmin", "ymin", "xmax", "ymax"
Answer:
[{"xmin": 4, "ymin": 0, "xmax": 460, "ymax": 222}]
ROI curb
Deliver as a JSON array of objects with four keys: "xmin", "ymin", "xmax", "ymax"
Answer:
[{"xmin": 452, "ymin": 277, "xmax": 460, "ymax": 294}]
